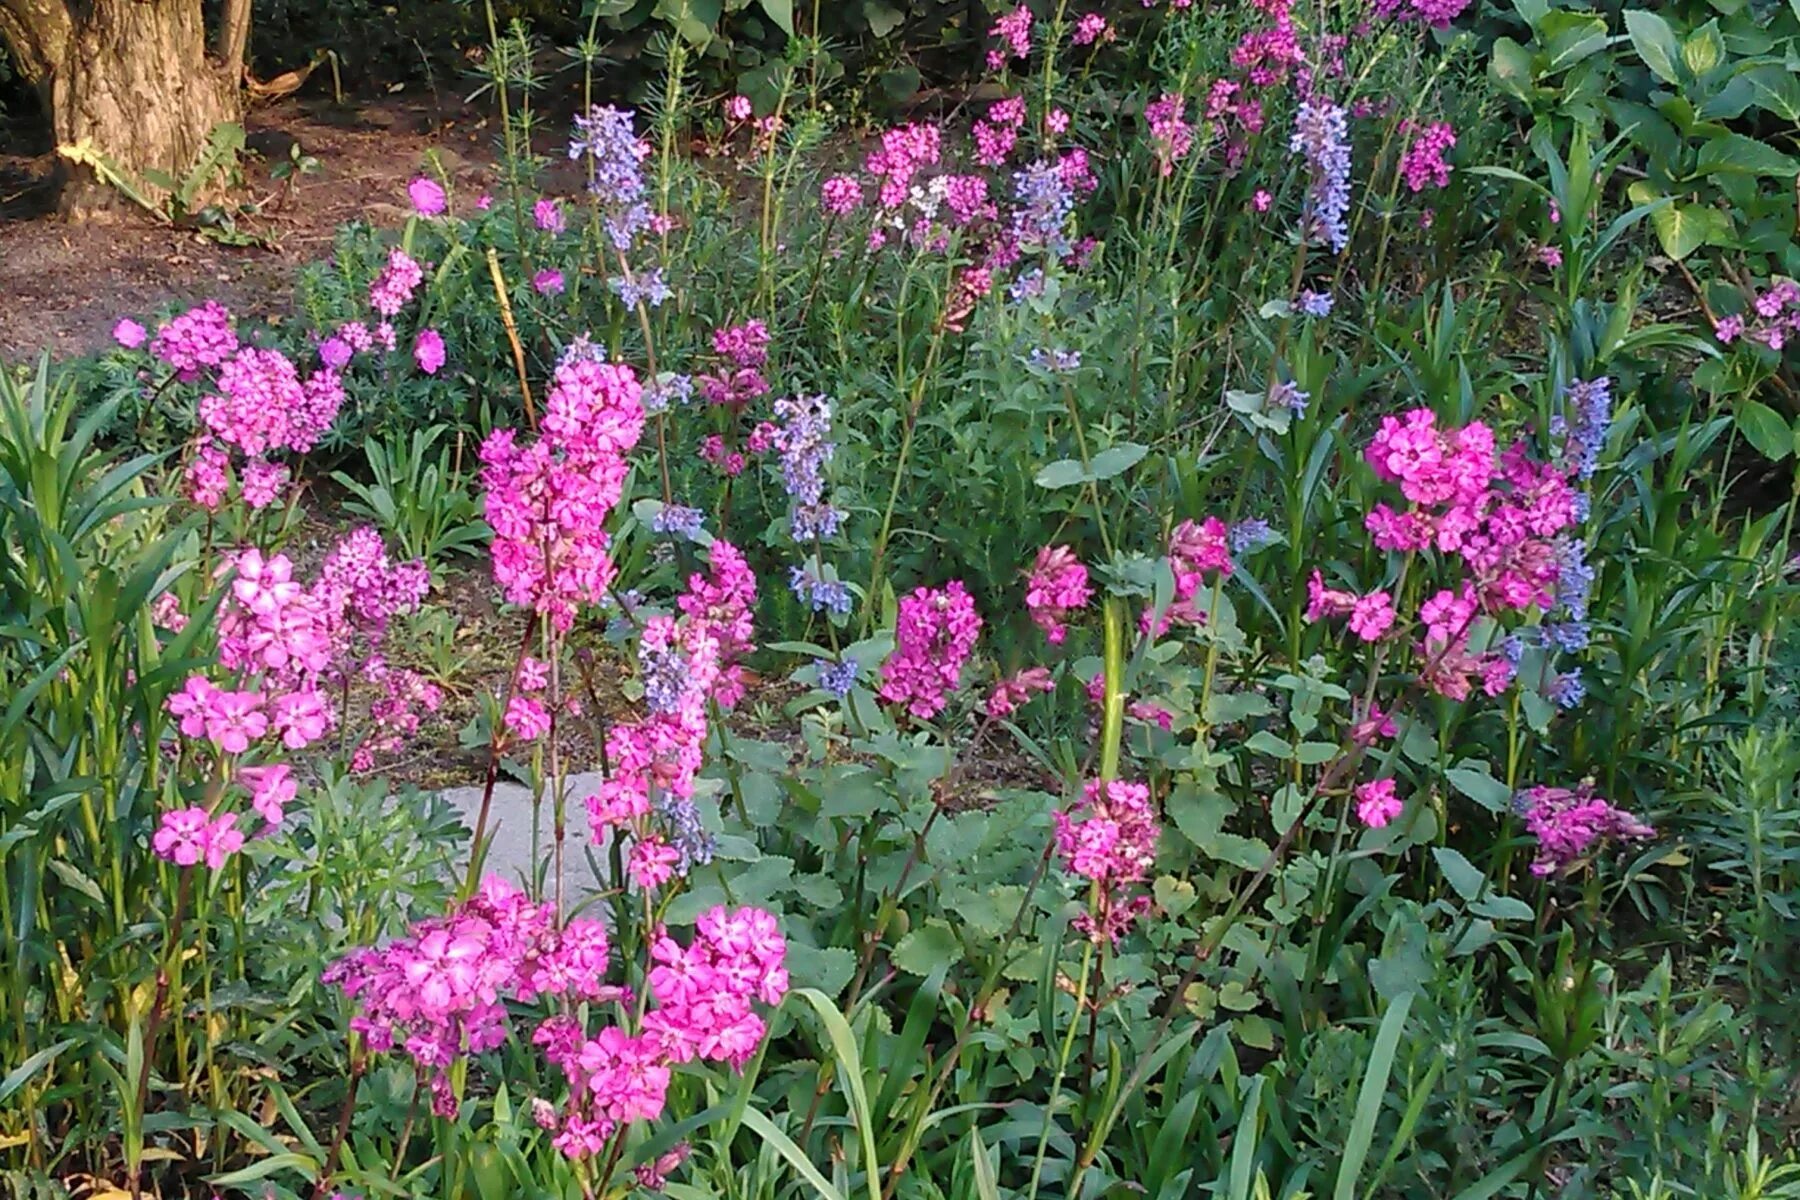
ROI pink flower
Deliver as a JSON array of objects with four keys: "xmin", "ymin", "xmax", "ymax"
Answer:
[
  {"xmin": 534, "ymin": 197, "xmax": 566, "ymax": 234},
  {"xmin": 153, "ymin": 808, "xmax": 245, "ymax": 869},
  {"xmin": 1072, "ymin": 12, "xmax": 1111, "ymax": 45},
  {"xmin": 1537, "ymin": 245, "xmax": 1563, "ymax": 269},
  {"xmin": 986, "ymin": 667, "xmax": 1054, "ymax": 718},
  {"xmin": 241, "ymin": 763, "xmax": 297, "ymax": 828},
  {"xmin": 505, "ymin": 695, "xmax": 552, "ymax": 742},
  {"xmin": 629, "ymin": 836, "xmax": 681, "ymax": 891},
  {"xmin": 1046, "ymin": 108, "xmax": 1070, "ymax": 134},
  {"xmin": 821, "ymin": 175, "xmax": 864, "ymax": 216},
  {"xmin": 113, "ymin": 318, "xmax": 147, "ymax": 348},
  {"xmin": 409, "ymin": 176, "xmax": 447, "ymax": 216},
  {"xmin": 1145, "ymin": 93, "xmax": 1193, "ymax": 176},
  {"xmin": 1516, "ymin": 784, "xmax": 1652, "ymax": 875},
  {"xmin": 1354, "ymin": 778, "xmax": 1402, "ymax": 828},
  {"xmin": 1054, "ymin": 779, "xmax": 1159, "ymax": 943},
  {"xmin": 1398, "ymin": 121, "xmax": 1455, "ymax": 193},
  {"xmin": 371, "ymin": 248, "xmax": 425, "ymax": 316},
  {"xmin": 534, "ymin": 269, "xmax": 566, "ymax": 296},
  {"xmin": 1025, "ymin": 545, "xmax": 1091, "ymax": 643},
  {"xmin": 878, "ymin": 581, "xmax": 982, "ymax": 719},
  {"xmin": 1252, "ymin": 189, "xmax": 1272, "ymax": 212},
  {"xmin": 414, "ymin": 329, "xmax": 447, "ymax": 375},
  {"xmin": 986, "ymin": 5, "xmax": 1032, "ymax": 70},
  {"xmin": 1347, "ymin": 590, "xmax": 1396, "ymax": 641},
  {"xmin": 725, "ymin": 94, "xmax": 753, "ymax": 121}
]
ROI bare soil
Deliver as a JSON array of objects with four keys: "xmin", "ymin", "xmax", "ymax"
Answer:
[{"xmin": 0, "ymin": 91, "xmax": 503, "ymax": 362}]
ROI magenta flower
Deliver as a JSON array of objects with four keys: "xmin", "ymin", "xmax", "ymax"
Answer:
[
  {"xmin": 878, "ymin": 581, "xmax": 982, "ymax": 719},
  {"xmin": 1355, "ymin": 778, "xmax": 1403, "ymax": 828},
  {"xmin": 113, "ymin": 318, "xmax": 147, "ymax": 348},
  {"xmin": 534, "ymin": 197, "xmax": 566, "ymax": 234},
  {"xmin": 1347, "ymin": 590, "xmax": 1396, "ymax": 641},
  {"xmin": 986, "ymin": 667, "xmax": 1054, "ymax": 718},
  {"xmin": 414, "ymin": 328, "xmax": 447, "ymax": 375},
  {"xmin": 534, "ymin": 269, "xmax": 566, "ymax": 296},
  {"xmin": 1398, "ymin": 121, "xmax": 1456, "ymax": 193},
  {"xmin": 725, "ymin": 94, "xmax": 753, "ymax": 121},
  {"xmin": 409, "ymin": 176, "xmax": 447, "ymax": 216},
  {"xmin": 1025, "ymin": 544, "xmax": 1091, "ymax": 643},
  {"xmin": 820, "ymin": 174, "xmax": 864, "ymax": 215}
]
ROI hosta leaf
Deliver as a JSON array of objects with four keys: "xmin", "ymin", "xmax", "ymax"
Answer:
[{"xmin": 1624, "ymin": 9, "xmax": 1684, "ymax": 84}]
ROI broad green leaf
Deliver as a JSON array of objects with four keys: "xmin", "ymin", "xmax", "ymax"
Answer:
[
  {"xmin": 1471, "ymin": 894, "xmax": 1536, "ymax": 922},
  {"xmin": 1540, "ymin": 14, "xmax": 1610, "ymax": 73},
  {"xmin": 756, "ymin": 0, "xmax": 794, "ymax": 35},
  {"xmin": 1489, "ymin": 38, "xmax": 1536, "ymax": 102},
  {"xmin": 1624, "ymin": 9, "xmax": 1684, "ymax": 84},
  {"xmin": 1088, "ymin": 442, "xmax": 1149, "ymax": 480},
  {"xmin": 1695, "ymin": 133, "xmax": 1800, "ymax": 178},
  {"xmin": 1682, "ymin": 22, "xmax": 1725, "ymax": 75},
  {"xmin": 1034, "ymin": 458, "xmax": 1089, "ymax": 489},
  {"xmin": 1742, "ymin": 64, "xmax": 1800, "ymax": 122},
  {"xmin": 891, "ymin": 919, "xmax": 962, "ymax": 975},
  {"xmin": 1736, "ymin": 399, "xmax": 1793, "ymax": 462},
  {"xmin": 1446, "ymin": 765, "xmax": 1511, "ymax": 813},
  {"xmin": 1431, "ymin": 846, "xmax": 1487, "ymax": 902}
]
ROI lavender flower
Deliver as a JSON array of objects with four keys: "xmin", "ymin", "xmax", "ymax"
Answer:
[
  {"xmin": 1554, "ymin": 537, "xmax": 1594, "ymax": 623},
  {"xmin": 1269, "ymin": 380, "xmax": 1310, "ymax": 414},
  {"xmin": 569, "ymin": 105, "xmax": 654, "ymax": 251},
  {"xmin": 1546, "ymin": 669, "xmax": 1585, "ymax": 709},
  {"xmin": 640, "ymin": 641, "xmax": 692, "ymax": 716},
  {"xmin": 1544, "ymin": 620, "xmax": 1590, "ymax": 653},
  {"xmin": 1290, "ymin": 99, "xmax": 1352, "ymax": 254},
  {"xmin": 1555, "ymin": 376, "xmax": 1612, "ymax": 480},
  {"xmin": 1298, "ymin": 289, "xmax": 1334, "ymax": 317},
  {"xmin": 816, "ymin": 658, "xmax": 860, "ymax": 698},
  {"xmin": 1229, "ymin": 518, "xmax": 1276, "ymax": 553},
  {"xmin": 790, "ymin": 566, "xmax": 853, "ymax": 615},
  {"xmin": 610, "ymin": 269, "xmax": 672, "ymax": 309},
  {"xmin": 1029, "ymin": 347, "xmax": 1082, "ymax": 372},
  {"xmin": 773, "ymin": 394, "xmax": 843, "ymax": 542},
  {"xmin": 1011, "ymin": 160, "xmax": 1075, "ymax": 257},
  {"xmin": 643, "ymin": 373, "xmax": 695, "ymax": 414},
  {"xmin": 652, "ymin": 504, "xmax": 705, "ymax": 540},
  {"xmin": 654, "ymin": 792, "xmax": 714, "ymax": 874}
]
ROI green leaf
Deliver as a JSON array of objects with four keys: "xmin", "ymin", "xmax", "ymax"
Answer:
[
  {"xmin": 1682, "ymin": 22, "xmax": 1725, "ymax": 75},
  {"xmin": 1624, "ymin": 9, "xmax": 1684, "ymax": 84},
  {"xmin": 1471, "ymin": 894, "xmax": 1536, "ymax": 922},
  {"xmin": 863, "ymin": 0, "xmax": 903, "ymax": 37},
  {"xmin": 755, "ymin": 0, "xmax": 793, "ymax": 35},
  {"xmin": 1696, "ymin": 133, "xmax": 1800, "ymax": 178},
  {"xmin": 1034, "ymin": 458, "xmax": 1089, "ymax": 489},
  {"xmin": 1736, "ymin": 399, "xmax": 1794, "ymax": 462},
  {"xmin": 787, "ymin": 945, "xmax": 856, "ymax": 998},
  {"xmin": 892, "ymin": 919, "xmax": 962, "ymax": 975},
  {"xmin": 737, "ymin": 1109, "xmax": 847, "ymax": 1200},
  {"xmin": 0, "ymin": 1038, "xmax": 76, "ymax": 1104},
  {"xmin": 1446, "ymin": 765, "xmax": 1512, "ymax": 813},
  {"xmin": 1431, "ymin": 847, "xmax": 1487, "ymax": 902},
  {"xmin": 1647, "ymin": 197, "xmax": 1728, "ymax": 259},
  {"xmin": 1088, "ymin": 442, "xmax": 1149, "ymax": 480},
  {"xmin": 1741, "ymin": 64, "xmax": 1800, "ymax": 122},
  {"xmin": 1540, "ymin": 14, "xmax": 1610, "ymax": 73},
  {"xmin": 1488, "ymin": 37, "xmax": 1536, "ymax": 102},
  {"xmin": 1333, "ymin": 992, "xmax": 1414, "ymax": 1200},
  {"xmin": 788, "ymin": 989, "xmax": 880, "ymax": 1200},
  {"xmin": 208, "ymin": 1152, "xmax": 319, "ymax": 1187}
]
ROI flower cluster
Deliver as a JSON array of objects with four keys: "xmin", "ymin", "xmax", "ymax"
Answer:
[
  {"xmin": 534, "ymin": 906, "xmax": 786, "ymax": 1158},
  {"xmin": 1313, "ymin": 406, "xmax": 1599, "ymax": 704},
  {"xmin": 1714, "ymin": 277, "xmax": 1800, "ymax": 352},
  {"xmin": 1163, "ymin": 516, "xmax": 1233, "ymax": 628},
  {"xmin": 480, "ymin": 354, "xmax": 646, "ymax": 631},
  {"xmin": 1399, "ymin": 122, "xmax": 1456, "ymax": 193},
  {"xmin": 987, "ymin": 666, "xmax": 1054, "ymax": 718},
  {"xmin": 879, "ymin": 582, "xmax": 983, "ymax": 719},
  {"xmin": 570, "ymin": 105, "xmax": 654, "ymax": 252},
  {"xmin": 1054, "ymin": 778, "xmax": 1159, "ymax": 943},
  {"xmin": 1025, "ymin": 545, "xmax": 1091, "ymax": 644},
  {"xmin": 699, "ymin": 320, "xmax": 772, "ymax": 409},
  {"xmin": 1144, "ymin": 94, "xmax": 1194, "ymax": 177},
  {"xmin": 1291, "ymin": 98, "xmax": 1352, "ymax": 253},
  {"xmin": 1374, "ymin": 0, "xmax": 1474, "ymax": 29},
  {"xmin": 325, "ymin": 876, "xmax": 616, "ymax": 1118},
  {"xmin": 1514, "ymin": 785, "xmax": 1653, "ymax": 876},
  {"xmin": 151, "ymin": 300, "xmax": 238, "ymax": 380},
  {"xmin": 986, "ymin": 5, "xmax": 1032, "ymax": 71},
  {"xmin": 865, "ymin": 123, "xmax": 942, "ymax": 210}
]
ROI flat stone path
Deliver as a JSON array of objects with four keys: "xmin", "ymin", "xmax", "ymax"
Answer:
[{"xmin": 439, "ymin": 770, "xmax": 605, "ymax": 888}]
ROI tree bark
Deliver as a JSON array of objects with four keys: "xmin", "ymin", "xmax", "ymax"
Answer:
[{"xmin": 1, "ymin": 0, "xmax": 243, "ymax": 220}]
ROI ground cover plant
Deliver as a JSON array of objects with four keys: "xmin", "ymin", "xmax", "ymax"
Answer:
[{"xmin": 3, "ymin": 1, "xmax": 1800, "ymax": 1199}]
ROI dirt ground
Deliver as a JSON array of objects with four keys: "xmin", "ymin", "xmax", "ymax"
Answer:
[{"xmin": 0, "ymin": 92, "xmax": 505, "ymax": 362}]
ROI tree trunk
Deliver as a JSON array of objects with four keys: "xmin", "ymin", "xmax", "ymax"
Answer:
[{"xmin": 1, "ymin": 0, "xmax": 244, "ymax": 220}]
